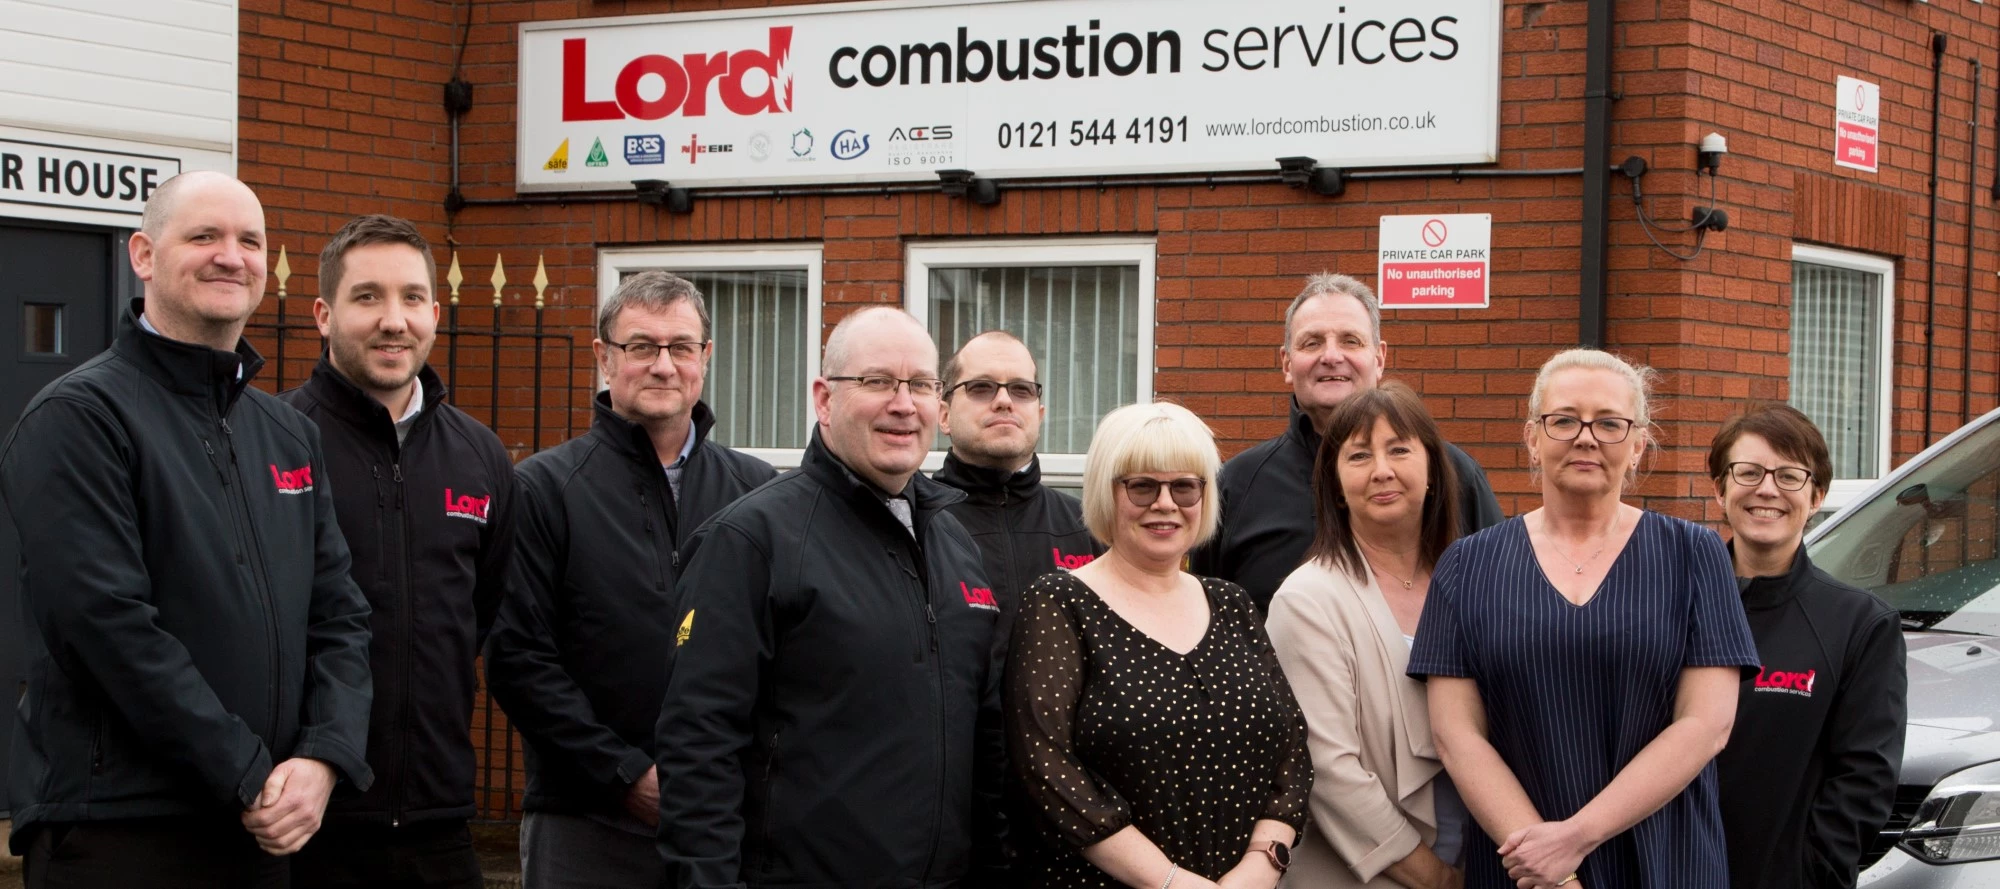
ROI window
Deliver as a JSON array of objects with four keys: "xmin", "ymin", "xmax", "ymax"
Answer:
[
  {"xmin": 597, "ymin": 246, "xmax": 822, "ymax": 468},
  {"xmin": 906, "ymin": 240, "xmax": 1156, "ymax": 483},
  {"xmin": 23, "ymin": 303, "xmax": 62, "ymax": 355},
  {"xmin": 1790, "ymin": 244, "xmax": 1894, "ymax": 511}
]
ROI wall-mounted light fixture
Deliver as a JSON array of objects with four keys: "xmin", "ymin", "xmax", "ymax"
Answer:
[
  {"xmin": 937, "ymin": 169, "xmax": 1001, "ymax": 205},
  {"xmin": 1276, "ymin": 156, "xmax": 1346, "ymax": 196},
  {"xmin": 633, "ymin": 179, "xmax": 693, "ymax": 213},
  {"xmin": 1623, "ymin": 131, "xmax": 1728, "ymax": 260}
]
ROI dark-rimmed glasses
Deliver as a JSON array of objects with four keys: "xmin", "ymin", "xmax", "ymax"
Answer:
[
  {"xmin": 945, "ymin": 379, "xmax": 1043, "ymax": 403},
  {"xmin": 826, "ymin": 375, "xmax": 947, "ymax": 399},
  {"xmin": 606, "ymin": 339, "xmax": 708, "ymax": 366},
  {"xmin": 1538, "ymin": 414, "xmax": 1636, "ymax": 444},
  {"xmin": 1726, "ymin": 462, "xmax": 1813, "ymax": 492},
  {"xmin": 1118, "ymin": 476, "xmax": 1204, "ymax": 508}
]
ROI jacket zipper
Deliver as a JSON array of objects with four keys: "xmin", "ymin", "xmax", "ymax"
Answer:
[
  {"xmin": 914, "ymin": 536, "xmax": 945, "ymax": 885},
  {"xmin": 392, "ymin": 460, "xmax": 411, "ymax": 828},
  {"xmin": 756, "ymin": 730, "xmax": 781, "ymax": 875},
  {"xmin": 639, "ymin": 488, "xmax": 667, "ymax": 591},
  {"xmin": 216, "ymin": 414, "xmax": 283, "ymax": 741}
]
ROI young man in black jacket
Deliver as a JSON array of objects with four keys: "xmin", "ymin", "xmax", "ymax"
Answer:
[
  {"xmin": 486, "ymin": 271, "xmax": 776, "ymax": 888},
  {"xmin": 279, "ymin": 215, "xmax": 518, "ymax": 888},
  {"xmin": 0, "ymin": 171, "xmax": 374, "ymax": 887},
  {"xmin": 933, "ymin": 330, "xmax": 1101, "ymax": 661},
  {"xmin": 658, "ymin": 307, "xmax": 1006, "ymax": 889},
  {"xmin": 1710, "ymin": 405, "xmax": 1905, "ymax": 889},
  {"xmin": 1190, "ymin": 273, "xmax": 1503, "ymax": 608}
]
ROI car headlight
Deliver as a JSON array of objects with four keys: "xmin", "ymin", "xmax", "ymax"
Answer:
[{"xmin": 1902, "ymin": 760, "xmax": 2000, "ymax": 864}]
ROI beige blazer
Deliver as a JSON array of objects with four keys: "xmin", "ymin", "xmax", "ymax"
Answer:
[{"xmin": 1265, "ymin": 559, "xmax": 1445, "ymax": 889}]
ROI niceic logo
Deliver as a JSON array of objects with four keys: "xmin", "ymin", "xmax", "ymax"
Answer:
[
  {"xmin": 445, "ymin": 488, "xmax": 492, "ymax": 524},
  {"xmin": 961, "ymin": 582, "xmax": 999, "ymax": 612},
  {"xmin": 1753, "ymin": 666, "xmax": 1816, "ymax": 696},
  {"xmin": 562, "ymin": 28, "xmax": 794, "ymax": 121},
  {"xmin": 270, "ymin": 464, "xmax": 314, "ymax": 495}
]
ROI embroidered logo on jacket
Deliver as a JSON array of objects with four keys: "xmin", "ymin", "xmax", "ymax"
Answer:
[
  {"xmin": 676, "ymin": 610, "xmax": 695, "ymax": 647},
  {"xmin": 1052, "ymin": 546, "xmax": 1095, "ymax": 570},
  {"xmin": 444, "ymin": 488, "xmax": 492, "ymax": 523},
  {"xmin": 1752, "ymin": 666, "xmax": 1816, "ymax": 696},
  {"xmin": 961, "ymin": 582, "xmax": 999, "ymax": 612},
  {"xmin": 270, "ymin": 464, "xmax": 314, "ymax": 495}
]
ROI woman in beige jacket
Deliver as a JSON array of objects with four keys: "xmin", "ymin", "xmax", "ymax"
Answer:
[{"xmin": 1266, "ymin": 382, "xmax": 1467, "ymax": 889}]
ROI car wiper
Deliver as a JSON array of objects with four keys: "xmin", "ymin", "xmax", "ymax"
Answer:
[{"xmin": 1901, "ymin": 618, "xmax": 1991, "ymax": 636}]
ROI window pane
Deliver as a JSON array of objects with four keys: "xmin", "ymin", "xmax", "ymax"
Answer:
[
  {"xmin": 928, "ymin": 264, "xmax": 1140, "ymax": 454},
  {"xmin": 24, "ymin": 303, "xmax": 63, "ymax": 355},
  {"xmin": 624, "ymin": 268, "xmax": 810, "ymax": 449},
  {"xmin": 1790, "ymin": 260, "xmax": 1883, "ymax": 479}
]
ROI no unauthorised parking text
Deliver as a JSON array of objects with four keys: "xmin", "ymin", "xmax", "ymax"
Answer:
[{"xmin": 1376, "ymin": 213, "xmax": 1491, "ymax": 309}]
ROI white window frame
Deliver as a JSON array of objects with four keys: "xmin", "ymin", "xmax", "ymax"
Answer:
[
  {"xmin": 904, "ymin": 238, "xmax": 1156, "ymax": 486},
  {"xmin": 1790, "ymin": 243, "xmax": 1895, "ymax": 513},
  {"xmin": 596, "ymin": 245, "xmax": 823, "ymax": 470}
]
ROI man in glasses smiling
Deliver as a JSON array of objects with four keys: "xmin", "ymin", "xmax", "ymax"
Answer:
[{"xmin": 933, "ymin": 331, "xmax": 1102, "ymax": 671}]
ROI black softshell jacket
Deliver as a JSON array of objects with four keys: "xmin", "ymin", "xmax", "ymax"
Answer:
[
  {"xmin": 280, "ymin": 359, "xmax": 517, "ymax": 827},
  {"xmin": 0, "ymin": 315, "xmax": 373, "ymax": 852},
  {"xmin": 486, "ymin": 393, "xmax": 775, "ymax": 814},
  {"xmin": 1193, "ymin": 401, "xmax": 1504, "ymax": 609},
  {"xmin": 656, "ymin": 432, "xmax": 1008, "ymax": 889},
  {"xmin": 931, "ymin": 451, "xmax": 1102, "ymax": 662},
  {"xmin": 1717, "ymin": 545, "xmax": 1906, "ymax": 889}
]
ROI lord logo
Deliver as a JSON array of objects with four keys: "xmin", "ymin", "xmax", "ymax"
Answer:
[
  {"xmin": 1752, "ymin": 665, "xmax": 1816, "ymax": 697},
  {"xmin": 445, "ymin": 488, "xmax": 492, "ymax": 524},
  {"xmin": 1052, "ymin": 547, "xmax": 1095, "ymax": 570},
  {"xmin": 960, "ymin": 581, "xmax": 999, "ymax": 612},
  {"xmin": 270, "ymin": 464, "xmax": 314, "ymax": 495}
]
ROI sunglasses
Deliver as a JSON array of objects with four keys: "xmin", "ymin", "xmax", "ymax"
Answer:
[{"xmin": 1118, "ymin": 476, "xmax": 1204, "ymax": 508}]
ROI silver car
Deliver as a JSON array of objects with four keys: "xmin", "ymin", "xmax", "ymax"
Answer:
[{"xmin": 1807, "ymin": 409, "xmax": 2000, "ymax": 886}]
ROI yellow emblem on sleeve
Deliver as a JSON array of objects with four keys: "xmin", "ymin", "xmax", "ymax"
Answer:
[{"xmin": 675, "ymin": 609, "xmax": 694, "ymax": 647}]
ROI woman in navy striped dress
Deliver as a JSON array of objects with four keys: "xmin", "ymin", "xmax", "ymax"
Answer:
[{"xmin": 1407, "ymin": 350, "xmax": 1759, "ymax": 889}]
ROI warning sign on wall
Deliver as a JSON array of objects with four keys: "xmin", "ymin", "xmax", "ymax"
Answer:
[
  {"xmin": 1834, "ymin": 76, "xmax": 1879, "ymax": 173},
  {"xmin": 1377, "ymin": 214, "xmax": 1491, "ymax": 309}
]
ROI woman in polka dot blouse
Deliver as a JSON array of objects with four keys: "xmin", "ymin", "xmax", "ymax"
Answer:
[{"xmin": 1005, "ymin": 402, "xmax": 1311, "ymax": 889}]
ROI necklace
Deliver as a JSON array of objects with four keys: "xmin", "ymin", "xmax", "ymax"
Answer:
[
  {"xmin": 1358, "ymin": 538, "xmax": 1421, "ymax": 590},
  {"xmin": 1543, "ymin": 509, "xmax": 1622, "ymax": 575}
]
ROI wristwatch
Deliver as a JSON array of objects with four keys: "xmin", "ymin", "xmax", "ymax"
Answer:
[{"xmin": 1260, "ymin": 840, "xmax": 1291, "ymax": 874}]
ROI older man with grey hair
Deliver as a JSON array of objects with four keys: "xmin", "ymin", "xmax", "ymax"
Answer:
[
  {"xmin": 657, "ymin": 306, "xmax": 1006, "ymax": 889},
  {"xmin": 486, "ymin": 271, "xmax": 776, "ymax": 888},
  {"xmin": 1191, "ymin": 272, "xmax": 1504, "ymax": 609}
]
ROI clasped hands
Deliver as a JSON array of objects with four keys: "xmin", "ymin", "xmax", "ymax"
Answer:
[
  {"xmin": 1499, "ymin": 819, "xmax": 1590, "ymax": 889},
  {"xmin": 240, "ymin": 757, "xmax": 336, "ymax": 856}
]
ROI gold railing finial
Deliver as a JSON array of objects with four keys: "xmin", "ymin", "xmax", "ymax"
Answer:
[
  {"xmin": 446, "ymin": 251, "xmax": 463, "ymax": 306},
  {"xmin": 490, "ymin": 254, "xmax": 507, "ymax": 308},
  {"xmin": 533, "ymin": 254, "xmax": 548, "ymax": 310},
  {"xmin": 274, "ymin": 245, "xmax": 290, "ymax": 298}
]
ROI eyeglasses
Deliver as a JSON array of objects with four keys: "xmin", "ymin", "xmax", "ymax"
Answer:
[
  {"xmin": 1118, "ymin": 476, "xmax": 1204, "ymax": 509},
  {"xmin": 945, "ymin": 379, "xmax": 1043, "ymax": 403},
  {"xmin": 826, "ymin": 375, "xmax": 947, "ymax": 399},
  {"xmin": 1726, "ymin": 462, "xmax": 1814, "ymax": 492},
  {"xmin": 1538, "ymin": 414, "xmax": 1637, "ymax": 444},
  {"xmin": 606, "ymin": 339, "xmax": 709, "ymax": 366}
]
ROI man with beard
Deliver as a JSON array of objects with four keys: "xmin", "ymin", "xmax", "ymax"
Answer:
[
  {"xmin": 487, "ymin": 271, "xmax": 776, "ymax": 888},
  {"xmin": 932, "ymin": 330, "xmax": 1100, "ymax": 661},
  {"xmin": 658, "ymin": 307, "xmax": 1006, "ymax": 889},
  {"xmin": 0, "ymin": 171, "xmax": 373, "ymax": 886},
  {"xmin": 1191, "ymin": 273, "xmax": 1504, "ymax": 609},
  {"xmin": 278, "ymin": 214, "xmax": 518, "ymax": 888}
]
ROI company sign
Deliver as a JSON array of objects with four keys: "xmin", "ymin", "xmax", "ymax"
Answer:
[
  {"xmin": 1834, "ymin": 75, "xmax": 1879, "ymax": 173},
  {"xmin": 517, "ymin": 0, "xmax": 1502, "ymax": 190},
  {"xmin": 0, "ymin": 139, "xmax": 180, "ymax": 217},
  {"xmin": 1376, "ymin": 214, "xmax": 1490, "ymax": 309}
]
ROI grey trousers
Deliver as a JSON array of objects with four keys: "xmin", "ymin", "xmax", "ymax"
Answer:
[{"xmin": 518, "ymin": 811, "xmax": 665, "ymax": 889}]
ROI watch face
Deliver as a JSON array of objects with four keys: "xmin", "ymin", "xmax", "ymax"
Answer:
[{"xmin": 1272, "ymin": 843, "xmax": 1291, "ymax": 868}]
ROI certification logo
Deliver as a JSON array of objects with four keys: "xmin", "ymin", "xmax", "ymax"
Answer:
[
  {"xmin": 583, "ymin": 137, "xmax": 609, "ymax": 168},
  {"xmin": 830, "ymin": 129, "xmax": 870, "ymax": 160},
  {"xmin": 788, "ymin": 128, "xmax": 815, "ymax": 161},
  {"xmin": 679, "ymin": 135, "xmax": 735, "ymax": 165},
  {"xmin": 543, "ymin": 138, "xmax": 569, "ymax": 172},
  {"xmin": 624, "ymin": 135, "xmax": 665, "ymax": 165},
  {"xmin": 747, "ymin": 132, "xmax": 772, "ymax": 162}
]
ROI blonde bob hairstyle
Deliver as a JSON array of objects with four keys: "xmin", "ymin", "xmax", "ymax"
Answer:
[{"xmin": 1080, "ymin": 401, "xmax": 1223, "ymax": 548}]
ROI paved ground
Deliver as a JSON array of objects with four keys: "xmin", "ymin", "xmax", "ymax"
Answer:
[{"xmin": 0, "ymin": 820, "xmax": 523, "ymax": 889}]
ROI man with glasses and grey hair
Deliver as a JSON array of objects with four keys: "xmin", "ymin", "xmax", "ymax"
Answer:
[
  {"xmin": 1192, "ymin": 272, "xmax": 1504, "ymax": 610},
  {"xmin": 486, "ymin": 271, "xmax": 776, "ymax": 887}
]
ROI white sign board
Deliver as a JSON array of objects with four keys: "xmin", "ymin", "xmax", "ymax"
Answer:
[
  {"xmin": 0, "ymin": 139, "xmax": 180, "ymax": 218},
  {"xmin": 1834, "ymin": 76, "xmax": 1880, "ymax": 173},
  {"xmin": 1377, "ymin": 213, "xmax": 1491, "ymax": 309},
  {"xmin": 517, "ymin": 0, "xmax": 1502, "ymax": 190}
]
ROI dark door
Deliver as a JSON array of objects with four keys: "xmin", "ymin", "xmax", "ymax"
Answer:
[{"xmin": 0, "ymin": 220, "xmax": 114, "ymax": 817}]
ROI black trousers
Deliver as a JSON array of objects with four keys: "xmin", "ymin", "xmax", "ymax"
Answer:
[
  {"xmin": 24, "ymin": 817, "xmax": 290, "ymax": 889},
  {"xmin": 288, "ymin": 820, "xmax": 482, "ymax": 889}
]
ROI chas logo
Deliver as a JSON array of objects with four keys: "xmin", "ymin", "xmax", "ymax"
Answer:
[
  {"xmin": 270, "ymin": 464, "xmax": 314, "ymax": 495},
  {"xmin": 830, "ymin": 129, "xmax": 870, "ymax": 160},
  {"xmin": 445, "ymin": 488, "xmax": 492, "ymax": 524},
  {"xmin": 562, "ymin": 28, "xmax": 794, "ymax": 121}
]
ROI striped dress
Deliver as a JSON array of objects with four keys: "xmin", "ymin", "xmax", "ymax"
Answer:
[{"xmin": 1407, "ymin": 511, "xmax": 1759, "ymax": 889}]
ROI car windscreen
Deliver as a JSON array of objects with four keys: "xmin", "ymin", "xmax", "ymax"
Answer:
[{"xmin": 1808, "ymin": 421, "xmax": 2000, "ymax": 635}]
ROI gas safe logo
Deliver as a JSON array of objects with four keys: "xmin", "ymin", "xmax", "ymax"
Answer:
[{"xmin": 561, "ymin": 27, "xmax": 794, "ymax": 121}]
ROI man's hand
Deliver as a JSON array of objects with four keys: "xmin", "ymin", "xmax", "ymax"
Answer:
[
  {"xmin": 1499, "ymin": 819, "xmax": 1591, "ymax": 889},
  {"xmin": 625, "ymin": 765, "xmax": 661, "ymax": 828},
  {"xmin": 240, "ymin": 758, "xmax": 336, "ymax": 856}
]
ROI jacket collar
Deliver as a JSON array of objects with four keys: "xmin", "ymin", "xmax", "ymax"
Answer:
[
  {"xmin": 588, "ymin": 391, "xmax": 716, "ymax": 466},
  {"xmin": 113, "ymin": 298, "xmax": 264, "ymax": 412},
  {"xmin": 1284, "ymin": 397, "xmax": 1323, "ymax": 455},
  {"xmin": 1731, "ymin": 540, "xmax": 1815, "ymax": 611},
  {"xmin": 302, "ymin": 356, "xmax": 448, "ymax": 441},
  {"xmin": 801, "ymin": 428, "xmax": 965, "ymax": 521},
  {"xmin": 932, "ymin": 450, "xmax": 1045, "ymax": 505}
]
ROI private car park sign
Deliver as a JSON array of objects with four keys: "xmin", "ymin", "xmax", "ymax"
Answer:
[
  {"xmin": 1834, "ymin": 75, "xmax": 1879, "ymax": 173},
  {"xmin": 1377, "ymin": 214, "xmax": 1491, "ymax": 309},
  {"xmin": 516, "ymin": 0, "xmax": 1503, "ymax": 190}
]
